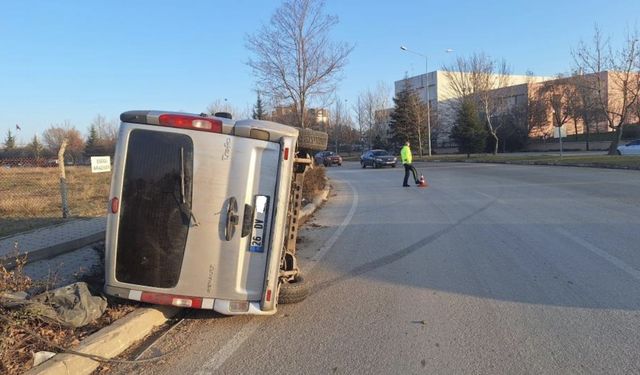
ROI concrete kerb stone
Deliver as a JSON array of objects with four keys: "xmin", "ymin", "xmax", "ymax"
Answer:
[
  {"xmin": 26, "ymin": 306, "xmax": 180, "ymax": 375},
  {"xmin": 299, "ymin": 183, "xmax": 331, "ymax": 222},
  {"xmin": 2, "ymin": 231, "xmax": 106, "ymax": 270},
  {"xmin": 1, "ymin": 217, "xmax": 107, "ymax": 269},
  {"xmin": 26, "ymin": 182, "xmax": 333, "ymax": 375}
]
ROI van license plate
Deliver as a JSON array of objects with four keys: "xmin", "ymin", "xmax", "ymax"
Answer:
[{"xmin": 249, "ymin": 195, "xmax": 269, "ymax": 253}]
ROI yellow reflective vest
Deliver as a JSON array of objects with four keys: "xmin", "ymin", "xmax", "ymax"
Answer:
[{"xmin": 401, "ymin": 145, "xmax": 412, "ymax": 164}]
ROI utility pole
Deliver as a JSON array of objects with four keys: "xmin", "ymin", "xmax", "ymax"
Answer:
[{"xmin": 401, "ymin": 46, "xmax": 454, "ymax": 157}]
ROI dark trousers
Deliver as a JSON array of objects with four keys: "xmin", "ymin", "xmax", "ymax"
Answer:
[{"xmin": 403, "ymin": 163, "xmax": 418, "ymax": 186}]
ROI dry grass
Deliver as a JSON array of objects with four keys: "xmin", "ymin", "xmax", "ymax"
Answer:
[
  {"xmin": 302, "ymin": 166, "xmax": 327, "ymax": 202},
  {"xmin": 0, "ymin": 166, "xmax": 111, "ymax": 236},
  {"xmin": 0, "ymin": 247, "xmax": 135, "ymax": 374}
]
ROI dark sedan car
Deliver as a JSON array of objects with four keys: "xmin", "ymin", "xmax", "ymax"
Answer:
[
  {"xmin": 360, "ymin": 149, "xmax": 397, "ymax": 168},
  {"xmin": 314, "ymin": 151, "xmax": 343, "ymax": 166}
]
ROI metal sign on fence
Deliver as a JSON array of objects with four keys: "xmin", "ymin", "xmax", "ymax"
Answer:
[{"xmin": 90, "ymin": 156, "xmax": 111, "ymax": 173}]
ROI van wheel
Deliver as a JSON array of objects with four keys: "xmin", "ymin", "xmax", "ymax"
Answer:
[
  {"xmin": 297, "ymin": 128, "xmax": 328, "ymax": 151},
  {"xmin": 278, "ymin": 274, "xmax": 309, "ymax": 304}
]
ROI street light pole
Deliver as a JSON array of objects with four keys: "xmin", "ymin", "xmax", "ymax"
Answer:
[
  {"xmin": 425, "ymin": 55, "xmax": 431, "ymax": 157},
  {"xmin": 400, "ymin": 46, "xmax": 454, "ymax": 158}
]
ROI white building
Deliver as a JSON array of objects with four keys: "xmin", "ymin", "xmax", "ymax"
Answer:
[{"xmin": 394, "ymin": 71, "xmax": 552, "ymax": 145}]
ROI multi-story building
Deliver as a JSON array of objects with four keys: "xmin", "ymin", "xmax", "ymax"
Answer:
[
  {"xmin": 488, "ymin": 71, "xmax": 639, "ymax": 140},
  {"xmin": 394, "ymin": 71, "xmax": 552, "ymax": 144}
]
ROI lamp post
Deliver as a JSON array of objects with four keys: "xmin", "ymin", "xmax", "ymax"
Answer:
[
  {"xmin": 552, "ymin": 109, "xmax": 564, "ymax": 158},
  {"xmin": 400, "ymin": 46, "xmax": 453, "ymax": 157}
]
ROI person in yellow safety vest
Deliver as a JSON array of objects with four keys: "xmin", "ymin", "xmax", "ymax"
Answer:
[{"xmin": 401, "ymin": 141, "xmax": 419, "ymax": 187}]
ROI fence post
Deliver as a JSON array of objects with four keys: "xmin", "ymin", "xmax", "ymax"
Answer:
[{"xmin": 58, "ymin": 139, "xmax": 70, "ymax": 218}]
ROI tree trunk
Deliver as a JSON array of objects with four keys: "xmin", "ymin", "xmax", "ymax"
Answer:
[
  {"xmin": 607, "ymin": 125, "xmax": 624, "ymax": 155},
  {"xmin": 417, "ymin": 127, "xmax": 423, "ymax": 158},
  {"xmin": 298, "ymin": 96, "xmax": 306, "ymax": 128},
  {"xmin": 573, "ymin": 118, "xmax": 579, "ymax": 141},
  {"xmin": 485, "ymin": 110, "xmax": 498, "ymax": 155},
  {"xmin": 492, "ymin": 131, "xmax": 499, "ymax": 155},
  {"xmin": 585, "ymin": 120, "xmax": 591, "ymax": 151}
]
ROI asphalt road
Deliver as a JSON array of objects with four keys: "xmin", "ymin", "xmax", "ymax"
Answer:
[{"xmin": 112, "ymin": 162, "xmax": 640, "ymax": 375}]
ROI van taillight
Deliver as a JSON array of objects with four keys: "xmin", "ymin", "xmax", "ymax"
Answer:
[
  {"xmin": 140, "ymin": 292, "xmax": 203, "ymax": 309},
  {"xmin": 283, "ymin": 147, "xmax": 289, "ymax": 160},
  {"xmin": 110, "ymin": 197, "xmax": 119, "ymax": 214},
  {"xmin": 158, "ymin": 114, "xmax": 223, "ymax": 133}
]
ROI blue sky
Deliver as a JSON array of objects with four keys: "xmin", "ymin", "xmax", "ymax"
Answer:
[{"xmin": 1, "ymin": 0, "xmax": 638, "ymax": 143}]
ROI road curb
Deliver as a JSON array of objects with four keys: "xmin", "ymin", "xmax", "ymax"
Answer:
[
  {"xmin": 25, "ymin": 306, "xmax": 180, "ymax": 375},
  {"xmin": 26, "ymin": 183, "xmax": 333, "ymax": 375},
  {"xmin": 29, "ymin": 231, "xmax": 105, "ymax": 264},
  {"xmin": 2, "ymin": 231, "xmax": 106, "ymax": 270},
  {"xmin": 300, "ymin": 183, "xmax": 331, "ymax": 221}
]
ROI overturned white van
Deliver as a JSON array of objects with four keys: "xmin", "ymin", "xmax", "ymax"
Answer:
[{"xmin": 104, "ymin": 111, "xmax": 326, "ymax": 315}]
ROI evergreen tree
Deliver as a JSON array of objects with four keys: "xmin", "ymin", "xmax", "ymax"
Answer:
[
  {"xmin": 252, "ymin": 92, "xmax": 267, "ymax": 120},
  {"xmin": 389, "ymin": 89, "xmax": 424, "ymax": 150},
  {"xmin": 84, "ymin": 124, "xmax": 100, "ymax": 157},
  {"xmin": 29, "ymin": 134, "xmax": 43, "ymax": 158},
  {"xmin": 451, "ymin": 100, "xmax": 487, "ymax": 157},
  {"xmin": 3, "ymin": 129, "xmax": 16, "ymax": 151}
]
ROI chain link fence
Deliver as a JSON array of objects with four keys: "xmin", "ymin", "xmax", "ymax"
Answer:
[{"xmin": 0, "ymin": 157, "xmax": 111, "ymax": 235}]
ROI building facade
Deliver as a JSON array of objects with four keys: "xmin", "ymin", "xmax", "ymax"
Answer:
[
  {"xmin": 394, "ymin": 71, "xmax": 552, "ymax": 145},
  {"xmin": 271, "ymin": 105, "xmax": 329, "ymax": 129},
  {"xmin": 488, "ymin": 71, "xmax": 639, "ymax": 140}
]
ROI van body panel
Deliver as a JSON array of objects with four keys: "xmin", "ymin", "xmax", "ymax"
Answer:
[{"xmin": 105, "ymin": 116, "xmax": 296, "ymax": 311}]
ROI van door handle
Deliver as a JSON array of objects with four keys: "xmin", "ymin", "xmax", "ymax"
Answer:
[{"xmin": 225, "ymin": 197, "xmax": 239, "ymax": 241}]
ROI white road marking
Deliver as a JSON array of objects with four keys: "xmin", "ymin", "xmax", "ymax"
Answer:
[
  {"xmin": 310, "ymin": 181, "xmax": 358, "ymax": 265},
  {"xmin": 556, "ymin": 228, "xmax": 640, "ymax": 282},
  {"xmin": 195, "ymin": 318, "xmax": 263, "ymax": 375},
  {"xmin": 195, "ymin": 181, "xmax": 358, "ymax": 374},
  {"xmin": 477, "ymin": 192, "xmax": 494, "ymax": 200}
]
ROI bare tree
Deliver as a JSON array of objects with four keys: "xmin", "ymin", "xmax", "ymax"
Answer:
[
  {"xmin": 357, "ymin": 82, "xmax": 392, "ymax": 149},
  {"xmin": 43, "ymin": 122, "xmax": 85, "ymax": 163},
  {"xmin": 573, "ymin": 26, "xmax": 640, "ymax": 154},
  {"xmin": 88, "ymin": 114, "xmax": 118, "ymax": 156},
  {"xmin": 206, "ymin": 99, "xmax": 240, "ymax": 119},
  {"xmin": 545, "ymin": 81, "xmax": 575, "ymax": 136},
  {"xmin": 444, "ymin": 53, "xmax": 512, "ymax": 154},
  {"xmin": 328, "ymin": 97, "xmax": 354, "ymax": 153},
  {"xmin": 567, "ymin": 73, "xmax": 606, "ymax": 150},
  {"xmin": 527, "ymin": 91, "xmax": 552, "ymax": 140},
  {"xmin": 246, "ymin": 0, "xmax": 353, "ymax": 128}
]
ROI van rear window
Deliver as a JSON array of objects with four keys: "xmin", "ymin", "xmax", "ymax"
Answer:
[{"xmin": 116, "ymin": 130, "xmax": 193, "ymax": 288}]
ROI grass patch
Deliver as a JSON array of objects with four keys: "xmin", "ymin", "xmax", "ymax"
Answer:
[
  {"xmin": 0, "ymin": 167, "xmax": 111, "ymax": 236},
  {"xmin": 423, "ymin": 154, "xmax": 640, "ymax": 169}
]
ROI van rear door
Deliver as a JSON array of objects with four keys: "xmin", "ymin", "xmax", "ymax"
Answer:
[
  {"xmin": 115, "ymin": 129, "xmax": 194, "ymax": 289},
  {"xmin": 110, "ymin": 124, "xmax": 281, "ymax": 303}
]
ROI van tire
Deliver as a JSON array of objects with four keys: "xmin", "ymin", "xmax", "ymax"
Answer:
[
  {"xmin": 297, "ymin": 128, "xmax": 328, "ymax": 151},
  {"xmin": 278, "ymin": 274, "xmax": 309, "ymax": 304}
]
